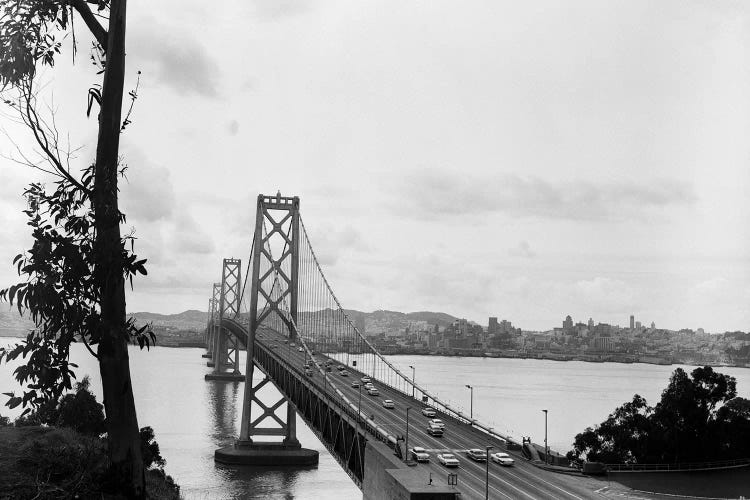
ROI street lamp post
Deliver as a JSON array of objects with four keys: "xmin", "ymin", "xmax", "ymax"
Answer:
[
  {"xmin": 409, "ymin": 365, "xmax": 415, "ymax": 399},
  {"xmin": 465, "ymin": 384, "xmax": 474, "ymax": 423},
  {"xmin": 358, "ymin": 382, "xmax": 363, "ymax": 426},
  {"xmin": 485, "ymin": 445, "xmax": 494, "ymax": 500},
  {"xmin": 542, "ymin": 409, "xmax": 548, "ymax": 465},
  {"xmin": 405, "ymin": 407, "xmax": 412, "ymax": 463}
]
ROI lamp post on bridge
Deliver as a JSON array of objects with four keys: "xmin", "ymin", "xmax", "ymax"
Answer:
[
  {"xmin": 465, "ymin": 384, "xmax": 474, "ymax": 424},
  {"xmin": 485, "ymin": 445, "xmax": 494, "ymax": 500},
  {"xmin": 409, "ymin": 365, "xmax": 415, "ymax": 399},
  {"xmin": 404, "ymin": 406, "xmax": 412, "ymax": 464},
  {"xmin": 542, "ymin": 409, "xmax": 548, "ymax": 465}
]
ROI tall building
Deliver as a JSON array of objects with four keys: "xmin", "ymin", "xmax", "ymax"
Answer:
[
  {"xmin": 588, "ymin": 318, "xmax": 594, "ymax": 328},
  {"xmin": 635, "ymin": 321, "xmax": 642, "ymax": 329},
  {"xmin": 629, "ymin": 315, "xmax": 635, "ymax": 329},
  {"xmin": 563, "ymin": 315, "xmax": 573, "ymax": 330},
  {"xmin": 488, "ymin": 317, "xmax": 499, "ymax": 336},
  {"xmin": 651, "ymin": 321, "xmax": 655, "ymax": 329}
]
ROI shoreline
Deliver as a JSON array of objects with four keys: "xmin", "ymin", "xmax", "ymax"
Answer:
[{"xmin": 3, "ymin": 333, "xmax": 748, "ymax": 370}]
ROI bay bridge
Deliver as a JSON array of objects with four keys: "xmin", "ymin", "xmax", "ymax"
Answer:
[{"xmin": 202, "ymin": 193, "xmax": 603, "ymax": 499}]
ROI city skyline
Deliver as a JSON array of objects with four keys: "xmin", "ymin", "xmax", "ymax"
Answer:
[{"xmin": 0, "ymin": 1, "xmax": 748, "ymax": 332}]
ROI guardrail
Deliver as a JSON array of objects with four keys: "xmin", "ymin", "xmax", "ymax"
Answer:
[{"xmin": 605, "ymin": 458, "xmax": 750, "ymax": 472}]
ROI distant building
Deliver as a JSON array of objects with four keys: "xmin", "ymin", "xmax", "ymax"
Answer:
[
  {"xmin": 630, "ymin": 315, "xmax": 635, "ymax": 329},
  {"xmin": 651, "ymin": 321, "xmax": 655, "ymax": 329},
  {"xmin": 563, "ymin": 315, "xmax": 573, "ymax": 330},
  {"xmin": 635, "ymin": 321, "xmax": 642, "ymax": 329},
  {"xmin": 488, "ymin": 317, "xmax": 499, "ymax": 336},
  {"xmin": 588, "ymin": 318, "xmax": 594, "ymax": 328}
]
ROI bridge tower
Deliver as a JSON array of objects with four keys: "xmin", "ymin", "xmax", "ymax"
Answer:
[
  {"xmin": 206, "ymin": 260, "xmax": 245, "ymax": 381},
  {"xmin": 205, "ymin": 282, "xmax": 221, "ymax": 367},
  {"xmin": 215, "ymin": 193, "xmax": 317, "ymax": 465}
]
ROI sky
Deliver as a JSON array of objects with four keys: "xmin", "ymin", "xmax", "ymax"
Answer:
[{"xmin": 0, "ymin": 0, "xmax": 749, "ymax": 332}]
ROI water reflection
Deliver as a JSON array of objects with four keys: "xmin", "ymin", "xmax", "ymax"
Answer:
[{"xmin": 206, "ymin": 379, "xmax": 241, "ymax": 443}]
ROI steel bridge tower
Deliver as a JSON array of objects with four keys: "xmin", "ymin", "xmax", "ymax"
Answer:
[
  {"xmin": 206, "ymin": 260, "xmax": 245, "ymax": 381},
  {"xmin": 214, "ymin": 193, "xmax": 318, "ymax": 465}
]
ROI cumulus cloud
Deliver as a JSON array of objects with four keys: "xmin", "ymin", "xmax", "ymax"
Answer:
[
  {"xmin": 391, "ymin": 170, "xmax": 696, "ymax": 222},
  {"xmin": 129, "ymin": 18, "xmax": 220, "ymax": 97},
  {"xmin": 227, "ymin": 120, "xmax": 239, "ymax": 136},
  {"xmin": 305, "ymin": 224, "xmax": 369, "ymax": 266}
]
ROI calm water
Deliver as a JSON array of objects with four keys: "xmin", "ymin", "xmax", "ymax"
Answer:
[{"xmin": 1, "ymin": 339, "xmax": 749, "ymax": 499}]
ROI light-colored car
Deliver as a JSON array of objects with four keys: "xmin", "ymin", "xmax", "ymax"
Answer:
[
  {"xmin": 364, "ymin": 383, "xmax": 374, "ymax": 390},
  {"xmin": 490, "ymin": 452, "xmax": 515, "ymax": 466},
  {"xmin": 298, "ymin": 347, "xmax": 303, "ymax": 352},
  {"xmin": 410, "ymin": 447, "xmax": 430, "ymax": 462},
  {"xmin": 340, "ymin": 370, "xmax": 350, "ymax": 377},
  {"xmin": 429, "ymin": 419, "xmax": 445, "ymax": 429},
  {"xmin": 437, "ymin": 453, "xmax": 460, "ymax": 467},
  {"xmin": 421, "ymin": 407, "xmax": 436, "ymax": 417},
  {"xmin": 427, "ymin": 424, "xmax": 443, "ymax": 437},
  {"xmin": 361, "ymin": 376, "xmax": 371, "ymax": 383},
  {"xmin": 351, "ymin": 381, "xmax": 360, "ymax": 388},
  {"xmin": 367, "ymin": 387, "xmax": 380, "ymax": 396},
  {"xmin": 466, "ymin": 449, "xmax": 487, "ymax": 462},
  {"xmin": 382, "ymin": 399, "xmax": 395, "ymax": 409}
]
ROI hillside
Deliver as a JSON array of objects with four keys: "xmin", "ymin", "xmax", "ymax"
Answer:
[{"xmin": 130, "ymin": 309, "xmax": 207, "ymax": 332}]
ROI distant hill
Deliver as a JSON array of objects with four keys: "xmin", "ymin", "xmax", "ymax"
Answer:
[
  {"xmin": 343, "ymin": 309, "xmax": 460, "ymax": 328},
  {"xmin": 130, "ymin": 309, "xmax": 207, "ymax": 331}
]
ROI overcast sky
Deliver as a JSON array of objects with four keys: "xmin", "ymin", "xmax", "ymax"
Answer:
[{"xmin": 1, "ymin": 0, "xmax": 748, "ymax": 332}]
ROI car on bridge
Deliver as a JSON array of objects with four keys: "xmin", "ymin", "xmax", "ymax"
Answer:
[
  {"xmin": 429, "ymin": 419, "xmax": 445, "ymax": 429},
  {"xmin": 360, "ymin": 376, "xmax": 371, "ymax": 383},
  {"xmin": 304, "ymin": 368, "xmax": 314, "ymax": 377},
  {"xmin": 410, "ymin": 447, "xmax": 430, "ymax": 462},
  {"xmin": 437, "ymin": 453, "xmax": 459, "ymax": 467},
  {"xmin": 340, "ymin": 370, "xmax": 350, "ymax": 377},
  {"xmin": 382, "ymin": 399, "xmax": 395, "ymax": 409},
  {"xmin": 421, "ymin": 407, "xmax": 436, "ymax": 417},
  {"xmin": 427, "ymin": 424, "xmax": 443, "ymax": 437},
  {"xmin": 367, "ymin": 387, "xmax": 380, "ymax": 396},
  {"xmin": 490, "ymin": 452, "xmax": 515, "ymax": 466},
  {"xmin": 298, "ymin": 347, "xmax": 303, "ymax": 352},
  {"xmin": 466, "ymin": 449, "xmax": 487, "ymax": 462},
  {"xmin": 351, "ymin": 381, "xmax": 360, "ymax": 388},
  {"xmin": 363, "ymin": 382, "xmax": 374, "ymax": 390}
]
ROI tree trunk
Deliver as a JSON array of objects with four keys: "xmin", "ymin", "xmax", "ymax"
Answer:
[{"xmin": 92, "ymin": 1, "xmax": 145, "ymax": 497}]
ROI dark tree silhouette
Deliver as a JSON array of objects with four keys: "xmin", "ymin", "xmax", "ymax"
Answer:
[
  {"xmin": 0, "ymin": 1, "xmax": 150, "ymax": 496},
  {"xmin": 569, "ymin": 367, "xmax": 747, "ymax": 465}
]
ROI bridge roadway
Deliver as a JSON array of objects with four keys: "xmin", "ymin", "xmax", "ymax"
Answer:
[{"xmin": 256, "ymin": 328, "xmax": 607, "ymax": 499}]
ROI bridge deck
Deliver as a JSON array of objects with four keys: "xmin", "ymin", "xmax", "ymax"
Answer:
[{"xmin": 255, "ymin": 327, "xmax": 607, "ymax": 500}]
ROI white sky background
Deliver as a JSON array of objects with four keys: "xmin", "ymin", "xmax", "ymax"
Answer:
[{"xmin": 0, "ymin": 0, "xmax": 749, "ymax": 332}]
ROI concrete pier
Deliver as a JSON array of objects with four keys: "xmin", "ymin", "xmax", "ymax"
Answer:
[{"xmin": 214, "ymin": 441, "xmax": 319, "ymax": 466}]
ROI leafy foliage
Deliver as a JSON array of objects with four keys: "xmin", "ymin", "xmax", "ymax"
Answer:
[
  {"xmin": 569, "ymin": 366, "xmax": 748, "ymax": 464},
  {"xmin": 0, "ymin": 167, "xmax": 153, "ymax": 415},
  {"xmin": 140, "ymin": 426, "xmax": 166, "ymax": 470}
]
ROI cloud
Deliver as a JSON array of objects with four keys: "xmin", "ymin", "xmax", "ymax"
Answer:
[
  {"xmin": 304, "ymin": 224, "xmax": 369, "ymax": 266},
  {"xmin": 508, "ymin": 240, "xmax": 536, "ymax": 258},
  {"xmin": 120, "ymin": 154, "xmax": 175, "ymax": 223},
  {"xmin": 227, "ymin": 120, "xmax": 239, "ymax": 136},
  {"xmin": 391, "ymin": 170, "xmax": 696, "ymax": 222},
  {"xmin": 249, "ymin": 0, "xmax": 311, "ymax": 20},
  {"xmin": 130, "ymin": 18, "xmax": 220, "ymax": 98},
  {"xmin": 172, "ymin": 212, "xmax": 215, "ymax": 256}
]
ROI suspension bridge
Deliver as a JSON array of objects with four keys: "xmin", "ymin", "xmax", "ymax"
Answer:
[{"xmin": 201, "ymin": 193, "xmax": 603, "ymax": 500}]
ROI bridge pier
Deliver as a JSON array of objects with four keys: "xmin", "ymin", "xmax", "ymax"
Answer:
[{"xmin": 215, "ymin": 440, "xmax": 318, "ymax": 466}]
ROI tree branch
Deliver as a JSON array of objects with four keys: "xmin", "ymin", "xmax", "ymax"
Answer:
[{"xmin": 69, "ymin": 0, "xmax": 108, "ymax": 51}]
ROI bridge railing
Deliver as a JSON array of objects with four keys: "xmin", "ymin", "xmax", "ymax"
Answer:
[{"xmin": 605, "ymin": 458, "xmax": 750, "ymax": 472}]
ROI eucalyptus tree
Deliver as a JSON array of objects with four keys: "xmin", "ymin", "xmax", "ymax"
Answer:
[{"xmin": 1, "ymin": 1, "xmax": 150, "ymax": 496}]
